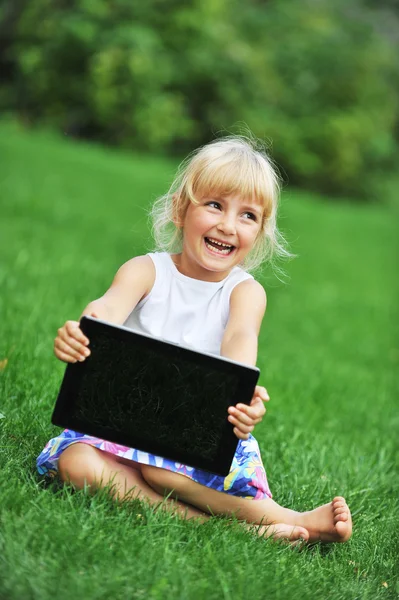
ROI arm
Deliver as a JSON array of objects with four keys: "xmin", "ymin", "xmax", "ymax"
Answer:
[
  {"xmin": 221, "ymin": 279, "xmax": 270, "ymax": 440},
  {"xmin": 80, "ymin": 255, "xmax": 155, "ymax": 323},
  {"xmin": 221, "ymin": 278, "xmax": 266, "ymax": 364},
  {"xmin": 54, "ymin": 255, "xmax": 155, "ymax": 363}
]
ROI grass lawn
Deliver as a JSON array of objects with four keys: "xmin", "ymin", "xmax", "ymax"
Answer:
[{"xmin": 0, "ymin": 122, "xmax": 398, "ymax": 599}]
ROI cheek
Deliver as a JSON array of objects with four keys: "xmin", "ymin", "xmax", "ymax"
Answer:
[
  {"xmin": 183, "ymin": 213, "xmax": 212, "ymax": 242},
  {"xmin": 193, "ymin": 212, "xmax": 215, "ymax": 232},
  {"xmin": 240, "ymin": 226, "xmax": 261, "ymax": 248}
]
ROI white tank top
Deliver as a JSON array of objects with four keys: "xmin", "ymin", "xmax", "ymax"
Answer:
[{"xmin": 123, "ymin": 252, "xmax": 253, "ymax": 356}]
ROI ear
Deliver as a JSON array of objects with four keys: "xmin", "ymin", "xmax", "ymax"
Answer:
[{"xmin": 172, "ymin": 193, "xmax": 184, "ymax": 227}]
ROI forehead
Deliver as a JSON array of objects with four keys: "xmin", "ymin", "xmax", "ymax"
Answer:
[{"xmin": 186, "ymin": 152, "xmax": 275, "ymax": 219}]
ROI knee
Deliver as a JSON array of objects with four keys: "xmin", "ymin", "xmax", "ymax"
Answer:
[{"xmin": 58, "ymin": 443, "xmax": 98, "ymax": 485}]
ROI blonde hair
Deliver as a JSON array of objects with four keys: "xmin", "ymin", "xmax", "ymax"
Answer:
[{"xmin": 150, "ymin": 135, "xmax": 292, "ymax": 272}]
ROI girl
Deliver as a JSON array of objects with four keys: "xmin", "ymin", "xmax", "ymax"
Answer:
[{"xmin": 37, "ymin": 136, "xmax": 352, "ymax": 544}]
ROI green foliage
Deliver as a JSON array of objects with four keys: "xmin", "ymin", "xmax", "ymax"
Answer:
[
  {"xmin": 1, "ymin": 0, "xmax": 398, "ymax": 198},
  {"xmin": 237, "ymin": 1, "xmax": 399, "ymax": 197}
]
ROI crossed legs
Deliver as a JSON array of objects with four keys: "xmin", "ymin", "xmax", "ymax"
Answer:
[
  {"xmin": 57, "ymin": 443, "xmax": 205, "ymax": 520},
  {"xmin": 58, "ymin": 443, "xmax": 352, "ymax": 543}
]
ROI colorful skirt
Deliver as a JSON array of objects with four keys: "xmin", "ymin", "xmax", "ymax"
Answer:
[{"xmin": 36, "ymin": 430, "xmax": 272, "ymax": 500}]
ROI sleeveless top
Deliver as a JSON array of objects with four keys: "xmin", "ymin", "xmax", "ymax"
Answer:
[{"xmin": 123, "ymin": 252, "xmax": 254, "ymax": 356}]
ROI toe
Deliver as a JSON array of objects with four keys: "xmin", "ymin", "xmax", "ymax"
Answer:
[
  {"xmin": 294, "ymin": 527, "xmax": 310, "ymax": 542},
  {"xmin": 280, "ymin": 526, "xmax": 309, "ymax": 543},
  {"xmin": 333, "ymin": 496, "xmax": 345, "ymax": 503},
  {"xmin": 259, "ymin": 524, "xmax": 310, "ymax": 543},
  {"xmin": 333, "ymin": 497, "xmax": 346, "ymax": 507},
  {"xmin": 335, "ymin": 519, "xmax": 352, "ymax": 542},
  {"xmin": 334, "ymin": 512, "xmax": 348, "ymax": 523}
]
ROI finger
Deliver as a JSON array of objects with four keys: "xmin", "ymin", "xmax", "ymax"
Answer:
[
  {"xmin": 58, "ymin": 329, "xmax": 90, "ymax": 356},
  {"xmin": 233, "ymin": 427, "xmax": 250, "ymax": 440},
  {"xmin": 54, "ymin": 337, "xmax": 89, "ymax": 362},
  {"xmin": 55, "ymin": 329, "xmax": 90, "ymax": 357},
  {"xmin": 228, "ymin": 413, "xmax": 262, "ymax": 428},
  {"xmin": 235, "ymin": 402, "xmax": 265, "ymax": 420},
  {"xmin": 228, "ymin": 415, "xmax": 254, "ymax": 434},
  {"xmin": 59, "ymin": 335, "xmax": 89, "ymax": 359},
  {"xmin": 228, "ymin": 407, "xmax": 254, "ymax": 426},
  {"xmin": 249, "ymin": 399, "xmax": 267, "ymax": 418},
  {"xmin": 255, "ymin": 386, "xmax": 270, "ymax": 401},
  {"xmin": 54, "ymin": 347, "xmax": 78, "ymax": 363},
  {"xmin": 54, "ymin": 338, "xmax": 80, "ymax": 361},
  {"xmin": 54, "ymin": 338, "xmax": 88, "ymax": 362},
  {"xmin": 250, "ymin": 394, "xmax": 267, "ymax": 407},
  {"xmin": 65, "ymin": 321, "xmax": 90, "ymax": 346}
]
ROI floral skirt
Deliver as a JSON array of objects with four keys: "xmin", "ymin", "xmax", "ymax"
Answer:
[{"xmin": 36, "ymin": 430, "xmax": 272, "ymax": 500}]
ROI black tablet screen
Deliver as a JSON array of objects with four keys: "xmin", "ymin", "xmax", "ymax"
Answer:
[{"xmin": 52, "ymin": 318, "xmax": 259, "ymax": 475}]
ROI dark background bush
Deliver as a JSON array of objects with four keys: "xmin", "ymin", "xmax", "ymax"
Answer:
[{"xmin": 1, "ymin": 0, "xmax": 398, "ymax": 199}]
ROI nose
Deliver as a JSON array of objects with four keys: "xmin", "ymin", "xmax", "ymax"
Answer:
[{"xmin": 217, "ymin": 213, "xmax": 236, "ymax": 236}]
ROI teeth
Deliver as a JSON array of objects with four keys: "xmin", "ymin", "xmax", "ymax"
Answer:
[
  {"xmin": 207, "ymin": 237, "xmax": 233, "ymax": 248},
  {"xmin": 205, "ymin": 238, "xmax": 234, "ymax": 255}
]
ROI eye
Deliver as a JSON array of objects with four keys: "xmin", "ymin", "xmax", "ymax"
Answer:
[
  {"xmin": 243, "ymin": 211, "xmax": 257, "ymax": 221},
  {"xmin": 206, "ymin": 201, "xmax": 222, "ymax": 210}
]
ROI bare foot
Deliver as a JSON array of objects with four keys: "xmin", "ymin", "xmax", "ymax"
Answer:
[
  {"xmin": 301, "ymin": 497, "xmax": 352, "ymax": 543},
  {"xmin": 247, "ymin": 522, "xmax": 309, "ymax": 545}
]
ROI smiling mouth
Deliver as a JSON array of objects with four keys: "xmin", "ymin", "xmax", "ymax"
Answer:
[{"xmin": 204, "ymin": 237, "xmax": 236, "ymax": 255}]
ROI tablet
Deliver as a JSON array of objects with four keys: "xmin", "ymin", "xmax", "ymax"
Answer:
[{"xmin": 51, "ymin": 316, "xmax": 259, "ymax": 476}]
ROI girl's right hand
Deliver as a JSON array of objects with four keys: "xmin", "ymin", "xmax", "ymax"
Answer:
[{"xmin": 54, "ymin": 319, "xmax": 92, "ymax": 363}]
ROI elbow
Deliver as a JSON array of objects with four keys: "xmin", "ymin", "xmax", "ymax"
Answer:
[
  {"xmin": 222, "ymin": 330, "xmax": 258, "ymax": 348},
  {"xmin": 81, "ymin": 299, "xmax": 111, "ymax": 321},
  {"xmin": 220, "ymin": 331, "xmax": 258, "ymax": 366}
]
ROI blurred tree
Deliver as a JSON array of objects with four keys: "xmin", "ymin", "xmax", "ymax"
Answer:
[
  {"xmin": 236, "ymin": 0, "xmax": 399, "ymax": 196},
  {"xmin": 1, "ymin": 0, "xmax": 398, "ymax": 199}
]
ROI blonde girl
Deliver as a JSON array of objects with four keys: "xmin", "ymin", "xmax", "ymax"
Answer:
[{"xmin": 37, "ymin": 136, "xmax": 352, "ymax": 543}]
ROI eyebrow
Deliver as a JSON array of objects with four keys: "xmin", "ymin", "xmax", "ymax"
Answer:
[
  {"xmin": 212, "ymin": 196, "xmax": 263, "ymax": 216},
  {"xmin": 242, "ymin": 204, "xmax": 263, "ymax": 216}
]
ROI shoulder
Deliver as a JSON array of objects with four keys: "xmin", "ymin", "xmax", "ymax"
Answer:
[
  {"xmin": 116, "ymin": 254, "xmax": 155, "ymax": 277},
  {"xmin": 230, "ymin": 278, "xmax": 267, "ymax": 314},
  {"xmin": 114, "ymin": 255, "xmax": 156, "ymax": 296}
]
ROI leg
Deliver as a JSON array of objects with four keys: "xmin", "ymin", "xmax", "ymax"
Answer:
[
  {"xmin": 57, "ymin": 443, "xmax": 206, "ymax": 521},
  {"xmin": 141, "ymin": 465, "xmax": 309, "ymax": 542},
  {"xmin": 141, "ymin": 465, "xmax": 352, "ymax": 543},
  {"xmin": 57, "ymin": 445, "xmax": 306, "ymax": 542}
]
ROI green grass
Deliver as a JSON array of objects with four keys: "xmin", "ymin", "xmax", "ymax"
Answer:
[{"xmin": 0, "ymin": 122, "xmax": 398, "ymax": 600}]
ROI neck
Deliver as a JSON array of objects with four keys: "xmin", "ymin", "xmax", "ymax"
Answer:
[{"xmin": 171, "ymin": 253, "xmax": 233, "ymax": 282}]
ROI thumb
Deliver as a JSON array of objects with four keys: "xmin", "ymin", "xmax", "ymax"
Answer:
[
  {"xmin": 250, "ymin": 395, "xmax": 263, "ymax": 406},
  {"xmin": 256, "ymin": 386, "xmax": 270, "ymax": 402},
  {"xmin": 90, "ymin": 312, "xmax": 100, "ymax": 319}
]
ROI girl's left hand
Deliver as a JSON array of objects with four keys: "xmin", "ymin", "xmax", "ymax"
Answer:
[{"xmin": 227, "ymin": 386, "xmax": 270, "ymax": 440}]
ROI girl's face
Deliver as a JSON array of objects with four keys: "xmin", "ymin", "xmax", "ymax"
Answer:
[{"xmin": 179, "ymin": 194, "xmax": 263, "ymax": 281}]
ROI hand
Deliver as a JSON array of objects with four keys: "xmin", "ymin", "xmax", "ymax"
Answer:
[
  {"xmin": 53, "ymin": 312, "xmax": 98, "ymax": 363},
  {"xmin": 227, "ymin": 385, "xmax": 270, "ymax": 440}
]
